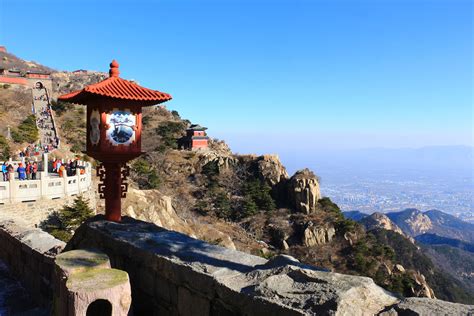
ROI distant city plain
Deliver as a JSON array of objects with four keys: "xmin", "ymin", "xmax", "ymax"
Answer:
[{"xmin": 281, "ymin": 146, "xmax": 474, "ymax": 223}]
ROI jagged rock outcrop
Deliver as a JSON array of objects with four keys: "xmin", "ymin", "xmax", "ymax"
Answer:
[
  {"xmin": 123, "ymin": 188, "xmax": 237, "ymax": 250},
  {"xmin": 408, "ymin": 271, "xmax": 436, "ymax": 299},
  {"xmin": 199, "ymin": 151, "xmax": 237, "ymax": 171},
  {"xmin": 387, "ymin": 209, "xmax": 433, "ymax": 237},
  {"xmin": 51, "ymin": 71, "xmax": 107, "ymax": 98},
  {"xmin": 381, "ymin": 297, "xmax": 474, "ymax": 316},
  {"xmin": 361, "ymin": 212, "xmax": 415, "ymax": 243},
  {"xmin": 268, "ymin": 218, "xmax": 292, "ymax": 250},
  {"xmin": 256, "ymin": 154, "xmax": 289, "ymax": 187},
  {"xmin": 302, "ymin": 222, "xmax": 335, "ymax": 247},
  {"xmin": 123, "ymin": 188, "xmax": 197, "ymax": 238},
  {"xmin": 288, "ymin": 169, "xmax": 321, "ymax": 214}
]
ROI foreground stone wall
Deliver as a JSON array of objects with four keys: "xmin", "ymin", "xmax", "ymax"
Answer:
[
  {"xmin": 66, "ymin": 216, "xmax": 402, "ymax": 316},
  {"xmin": 0, "ymin": 220, "xmax": 65, "ymax": 308}
]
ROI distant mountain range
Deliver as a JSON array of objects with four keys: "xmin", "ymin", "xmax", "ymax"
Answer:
[
  {"xmin": 344, "ymin": 208, "xmax": 474, "ymax": 295},
  {"xmin": 344, "ymin": 208, "xmax": 474, "ymax": 243}
]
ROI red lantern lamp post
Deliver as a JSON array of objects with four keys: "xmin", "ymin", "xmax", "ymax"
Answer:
[{"xmin": 58, "ymin": 60, "xmax": 172, "ymax": 222}]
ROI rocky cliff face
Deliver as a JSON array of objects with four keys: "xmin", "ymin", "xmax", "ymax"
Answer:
[
  {"xmin": 301, "ymin": 222, "xmax": 336, "ymax": 247},
  {"xmin": 122, "ymin": 188, "xmax": 237, "ymax": 250},
  {"xmin": 256, "ymin": 154, "xmax": 289, "ymax": 187},
  {"xmin": 51, "ymin": 71, "xmax": 107, "ymax": 99},
  {"xmin": 288, "ymin": 169, "xmax": 321, "ymax": 214},
  {"xmin": 387, "ymin": 209, "xmax": 433, "ymax": 236},
  {"xmin": 361, "ymin": 212, "xmax": 411, "ymax": 240}
]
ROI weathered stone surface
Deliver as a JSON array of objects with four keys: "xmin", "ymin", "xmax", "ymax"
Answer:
[
  {"xmin": 288, "ymin": 169, "xmax": 321, "ymax": 214},
  {"xmin": 302, "ymin": 223, "xmax": 335, "ymax": 247},
  {"xmin": 0, "ymin": 219, "xmax": 65, "ymax": 309},
  {"xmin": 66, "ymin": 216, "xmax": 404, "ymax": 315},
  {"xmin": 55, "ymin": 249, "xmax": 110, "ymax": 277},
  {"xmin": 123, "ymin": 188, "xmax": 197, "ymax": 238},
  {"xmin": 360, "ymin": 212, "xmax": 406, "ymax": 237},
  {"xmin": 54, "ymin": 249, "xmax": 131, "ymax": 316},
  {"xmin": 408, "ymin": 271, "xmax": 436, "ymax": 299},
  {"xmin": 257, "ymin": 154, "xmax": 289, "ymax": 187},
  {"xmin": 382, "ymin": 297, "xmax": 474, "ymax": 316},
  {"xmin": 2, "ymin": 216, "xmax": 472, "ymax": 315}
]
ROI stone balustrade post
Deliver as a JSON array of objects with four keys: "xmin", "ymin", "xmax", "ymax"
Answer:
[
  {"xmin": 63, "ymin": 169, "xmax": 68, "ymax": 195},
  {"xmin": 42, "ymin": 153, "xmax": 48, "ymax": 176},
  {"xmin": 40, "ymin": 171, "xmax": 48, "ymax": 199},
  {"xmin": 8, "ymin": 171, "xmax": 16, "ymax": 203}
]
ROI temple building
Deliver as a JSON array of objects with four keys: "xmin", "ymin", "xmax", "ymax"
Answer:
[{"xmin": 180, "ymin": 124, "xmax": 209, "ymax": 150}]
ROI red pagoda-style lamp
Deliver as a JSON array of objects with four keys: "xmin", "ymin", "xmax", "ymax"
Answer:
[{"xmin": 58, "ymin": 60, "xmax": 172, "ymax": 222}]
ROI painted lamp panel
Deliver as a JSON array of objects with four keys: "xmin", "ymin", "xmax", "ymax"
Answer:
[{"xmin": 105, "ymin": 110, "xmax": 136, "ymax": 146}]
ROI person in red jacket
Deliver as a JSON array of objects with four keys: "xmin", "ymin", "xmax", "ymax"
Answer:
[{"xmin": 32, "ymin": 162, "xmax": 38, "ymax": 180}]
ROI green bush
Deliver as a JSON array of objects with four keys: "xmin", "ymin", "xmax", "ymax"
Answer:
[
  {"xmin": 155, "ymin": 121, "xmax": 185, "ymax": 150},
  {"xmin": 214, "ymin": 192, "xmax": 231, "ymax": 219},
  {"xmin": 132, "ymin": 158, "xmax": 161, "ymax": 189},
  {"xmin": 40, "ymin": 196, "xmax": 94, "ymax": 242},
  {"xmin": 11, "ymin": 115, "xmax": 38, "ymax": 143},
  {"xmin": 243, "ymin": 178, "xmax": 275, "ymax": 212},
  {"xmin": 241, "ymin": 196, "xmax": 258, "ymax": 218}
]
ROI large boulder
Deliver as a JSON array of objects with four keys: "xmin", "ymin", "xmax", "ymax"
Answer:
[
  {"xmin": 288, "ymin": 169, "xmax": 321, "ymax": 214},
  {"xmin": 123, "ymin": 188, "xmax": 196, "ymax": 238}
]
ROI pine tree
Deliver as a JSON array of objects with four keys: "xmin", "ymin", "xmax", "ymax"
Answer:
[{"xmin": 41, "ymin": 195, "xmax": 94, "ymax": 242}]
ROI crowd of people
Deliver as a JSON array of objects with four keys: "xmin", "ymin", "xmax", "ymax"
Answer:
[
  {"xmin": 1, "ymin": 161, "xmax": 38, "ymax": 181},
  {"xmin": 0, "ymin": 158, "xmax": 87, "ymax": 182},
  {"xmin": 52, "ymin": 158, "xmax": 86, "ymax": 177},
  {"xmin": 37, "ymin": 105, "xmax": 59, "ymax": 150}
]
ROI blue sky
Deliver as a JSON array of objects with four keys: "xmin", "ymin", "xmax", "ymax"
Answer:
[{"xmin": 0, "ymin": 0, "xmax": 472, "ymax": 158}]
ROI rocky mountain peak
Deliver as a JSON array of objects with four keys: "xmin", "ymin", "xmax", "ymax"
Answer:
[
  {"xmin": 361, "ymin": 212, "xmax": 406, "ymax": 237},
  {"xmin": 387, "ymin": 209, "xmax": 433, "ymax": 236},
  {"xmin": 288, "ymin": 168, "xmax": 321, "ymax": 214}
]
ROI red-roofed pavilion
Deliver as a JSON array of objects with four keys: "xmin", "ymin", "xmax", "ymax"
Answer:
[{"xmin": 59, "ymin": 60, "xmax": 172, "ymax": 222}]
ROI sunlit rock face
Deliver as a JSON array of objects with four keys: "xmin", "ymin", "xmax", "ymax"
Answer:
[
  {"xmin": 302, "ymin": 223, "xmax": 336, "ymax": 247},
  {"xmin": 288, "ymin": 169, "xmax": 321, "ymax": 214},
  {"xmin": 256, "ymin": 154, "xmax": 289, "ymax": 187}
]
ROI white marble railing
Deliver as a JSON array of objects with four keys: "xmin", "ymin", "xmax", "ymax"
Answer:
[{"xmin": 0, "ymin": 162, "xmax": 92, "ymax": 204}]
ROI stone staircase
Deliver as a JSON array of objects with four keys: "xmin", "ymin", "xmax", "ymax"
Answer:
[{"xmin": 31, "ymin": 87, "xmax": 59, "ymax": 152}]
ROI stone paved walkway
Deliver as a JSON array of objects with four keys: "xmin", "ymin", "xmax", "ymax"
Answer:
[{"xmin": 0, "ymin": 260, "xmax": 45, "ymax": 316}]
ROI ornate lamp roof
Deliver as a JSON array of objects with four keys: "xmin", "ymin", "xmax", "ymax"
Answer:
[{"xmin": 58, "ymin": 60, "xmax": 172, "ymax": 106}]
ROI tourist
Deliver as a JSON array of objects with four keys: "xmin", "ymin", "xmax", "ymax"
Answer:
[
  {"xmin": 1, "ymin": 162, "xmax": 7, "ymax": 181},
  {"xmin": 25, "ymin": 162, "xmax": 31, "ymax": 180},
  {"xmin": 58, "ymin": 164, "xmax": 66, "ymax": 177},
  {"xmin": 70, "ymin": 158, "xmax": 78, "ymax": 176},
  {"xmin": 52, "ymin": 159, "xmax": 58, "ymax": 172},
  {"xmin": 6, "ymin": 164, "xmax": 13, "ymax": 180},
  {"xmin": 17, "ymin": 163, "xmax": 26, "ymax": 180},
  {"xmin": 32, "ymin": 162, "xmax": 38, "ymax": 180}
]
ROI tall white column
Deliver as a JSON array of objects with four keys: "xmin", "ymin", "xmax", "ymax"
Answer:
[{"xmin": 43, "ymin": 153, "xmax": 48, "ymax": 177}]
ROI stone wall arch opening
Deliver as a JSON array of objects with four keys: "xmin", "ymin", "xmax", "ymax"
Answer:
[
  {"xmin": 35, "ymin": 81, "xmax": 44, "ymax": 89},
  {"xmin": 86, "ymin": 299, "xmax": 112, "ymax": 316}
]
